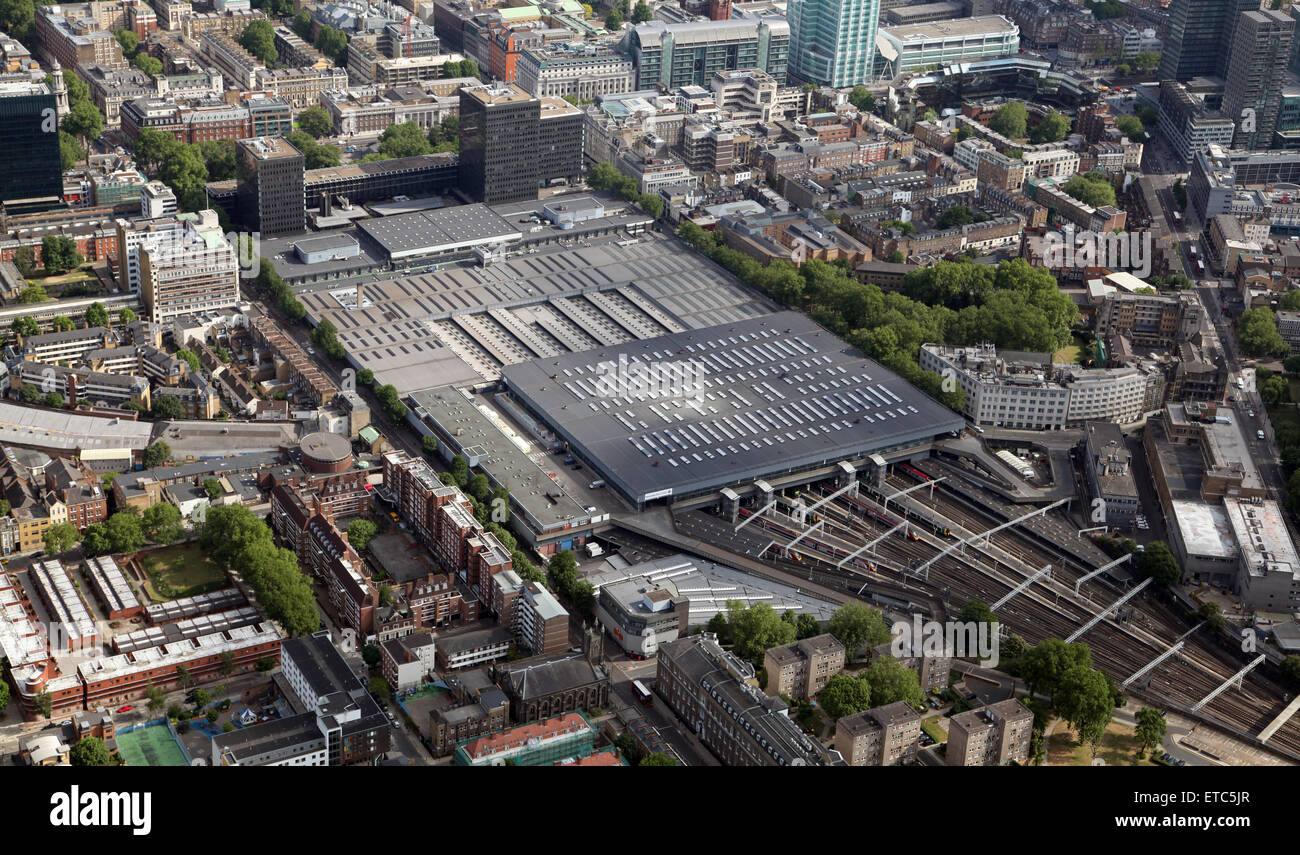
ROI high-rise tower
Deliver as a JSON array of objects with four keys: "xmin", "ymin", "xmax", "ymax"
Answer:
[{"xmin": 788, "ymin": 0, "xmax": 881, "ymax": 88}]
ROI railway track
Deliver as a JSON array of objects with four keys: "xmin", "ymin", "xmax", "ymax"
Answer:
[{"xmin": 713, "ymin": 471, "xmax": 1300, "ymax": 758}]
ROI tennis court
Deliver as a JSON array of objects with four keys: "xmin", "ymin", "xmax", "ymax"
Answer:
[{"xmin": 117, "ymin": 723, "xmax": 189, "ymax": 767}]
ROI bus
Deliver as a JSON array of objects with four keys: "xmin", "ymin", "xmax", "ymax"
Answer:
[
  {"xmin": 1172, "ymin": 211, "xmax": 1183, "ymax": 228},
  {"xmin": 631, "ymin": 680, "xmax": 653, "ymax": 706}
]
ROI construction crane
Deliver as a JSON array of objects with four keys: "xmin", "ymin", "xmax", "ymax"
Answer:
[{"xmin": 400, "ymin": 14, "xmax": 414, "ymax": 59}]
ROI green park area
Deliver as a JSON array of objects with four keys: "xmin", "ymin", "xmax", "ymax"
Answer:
[
  {"xmin": 1047, "ymin": 721, "xmax": 1153, "ymax": 767},
  {"xmin": 140, "ymin": 544, "xmax": 228, "ymax": 602}
]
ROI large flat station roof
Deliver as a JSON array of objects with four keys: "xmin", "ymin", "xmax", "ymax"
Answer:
[{"xmin": 501, "ymin": 311, "xmax": 965, "ymax": 503}]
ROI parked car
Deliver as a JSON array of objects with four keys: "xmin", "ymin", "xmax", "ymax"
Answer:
[{"xmin": 117, "ymin": 705, "xmax": 132, "ymax": 713}]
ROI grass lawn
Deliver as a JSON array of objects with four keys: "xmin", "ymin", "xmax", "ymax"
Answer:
[
  {"xmin": 140, "ymin": 543, "xmax": 228, "ymax": 602},
  {"xmin": 1047, "ymin": 721, "xmax": 1155, "ymax": 767},
  {"xmin": 921, "ymin": 717, "xmax": 948, "ymax": 743}
]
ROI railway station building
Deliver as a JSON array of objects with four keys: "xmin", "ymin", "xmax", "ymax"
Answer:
[{"xmin": 501, "ymin": 312, "xmax": 965, "ymax": 509}]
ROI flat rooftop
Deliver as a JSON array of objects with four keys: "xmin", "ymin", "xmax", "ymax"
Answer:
[
  {"xmin": 356, "ymin": 204, "xmax": 521, "ymax": 261},
  {"xmin": 409, "ymin": 385, "xmax": 589, "ymax": 534},
  {"xmin": 587, "ymin": 553, "xmax": 838, "ymax": 623},
  {"xmin": 882, "ymin": 15, "xmax": 1018, "ymax": 41},
  {"xmin": 502, "ymin": 311, "xmax": 965, "ymax": 503},
  {"xmin": 1223, "ymin": 498, "xmax": 1300, "ymax": 580},
  {"xmin": 1170, "ymin": 500, "xmax": 1238, "ymax": 561},
  {"xmin": 240, "ymin": 136, "xmax": 301, "ymax": 161},
  {"xmin": 0, "ymin": 402, "xmax": 153, "ymax": 452},
  {"xmin": 298, "ymin": 227, "xmax": 773, "ymax": 393}
]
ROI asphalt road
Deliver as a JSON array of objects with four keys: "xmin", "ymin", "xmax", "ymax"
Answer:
[{"xmin": 607, "ymin": 657, "xmax": 719, "ymax": 767}]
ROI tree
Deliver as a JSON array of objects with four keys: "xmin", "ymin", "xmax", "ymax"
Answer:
[
  {"xmin": 132, "ymin": 52, "xmax": 162, "ymax": 75},
  {"xmin": 935, "ymin": 206, "xmax": 988, "ymax": 229},
  {"xmin": 114, "ymin": 28, "xmax": 139, "ymax": 57},
  {"xmin": 847, "ymin": 85, "xmax": 878, "ymax": 112},
  {"xmin": 421, "ymin": 434, "xmax": 438, "ymax": 458},
  {"xmin": 818, "ymin": 673, "xmax": 872, "ymax": 719},
  {"xmin": 356, "ymin": 368, "xmax": 374, "ymax": 386},
  {"xmin": 1197, "ymin": 601, "xmax": 1226, "ymax": 631},
  {"xmin": 1063, "ymin": 173, "xmax": 1116, "ymax": 208},
  {"xmin": 861, "ymin": 656, "xmax": 923, "ymax": 708},
  {"xmin": 84, "ymin": 302, "xmax": 109, "ymax": 329},
  {"xmin": 1116, "ymin": 114, "xmax": 1146, "ymax": 142},
  {"xmin": 1055, "ymin": 665, "xmax": 1114, "ymax": 759},
  {"xmin": 795, "ymin": 613, "xmax": 820, "ymax": 639},
  {"xmin": 310, "ymin": 318, "xmax": 346, "ymax": 359},
  {"xmin": 1268, "ymin": 651, "xmax": 1300, "ymax": 692},
  {"xmin": 16, "ymin": 284, "xmax": 48, "ymax": 303},
  {"xmin": 255, "ymin": 657, "xmax": 276, "ymax": 672},
  {"xmin": 151, "ymin": 395, "xmax": 184, "ymax": 420},
  {"xmin": 1238, "ymin": 307, "xmax": 1289, "ymax": 357},
  {"xmin": 466, "ymin": 473, "xmax": 492, "ymax": 503},
  {"xmin": 0, "ymin": 679, "xmax": 6, "ymax": 714},
  {"xmin": 827, "ymin": 602, "xmax": 890, "ymax": 658},
  {"xmin": 296, "ymin": 105, "xmax": 332, "ymax": 138},
  {"xmin": 43, "ymin": 522, "xmax": 78, "ymax": 555},
  {"xmin": 292, "ymin": 9, "xmax": 312, "ymax": 38},
  {"xmin": 70, "ymin": 736, "xmax": 113, "ymax": 766},
  {"xmin": 192, "ymin": 689, "xmax": 211, "ymax": 709},
  {"xmin": 218, "ymin": 649, "xmax": 237, "ymax": 677},
  {"xmin": 1018, "ymin": 639, "xmax": 1092, "ymax": 703},
  {"xmin": 106, "ymin": 511, "xmax": 146, "ymax": 553},
  {"xmin": 361, "ymin": 643, "xmax": 382, "ymax": 667},
  {"xmin": 630, "ymin": 0, "xmax": 651, "ymax": 22},
  {"xmin": 315, "ymin": 25, "xmax": 348, "ymax": 63},
  {"xmin": 369, "ymin": 675, "xmax": 390, "ymax": 697},
  {"xmin": 706, "ymin": 612, "xmax": 731, "ymax": 644},
  {"xmin": 959, "ymin": 599, "xmax": 998, "ymax": 627},
  {"xmin": 0, "ymin": 499, "xmax": 8, "ymax": 517},
  {"xmin": 1133, "ymin": 51, "xmax": 1160, "ymax": 72},
  {"xmin": 142, "ymin": 502, "xmax": 183, "ymax": 544},
  {"xmin": 119, "ymin": 307, "xmax": 136, "ymax": 326},
  {"xmin": 238, "ymin": 19, "xmax": 278, "ymax": 65},
  {"xmin": 61, "ymin": 101, "xmax": 103, "ymax": 162},
  {"xmin": 11, "ymin": 316, "xmax": 39, "ymax": 338},
  {"xmin": 449, "ymin": 454, "xmax": 469, "ymax": 487},
  {"xmin": 175, "ymin": 349, "xmax": 201, "ymax": 375},
  {"xmin": 639, "ymin": 752, "xmax": 678, "ymax": 766},
  {"xmin": 375, "ymin": 121, "xmax": 433, "ymax": 159},
  {"xmin": 41, "ymin": 235, "xmax": 83, "ymax": 275},
  {"xmin": 42, "ymin": 392, "xmax": 64, "ymax": 409},
  {"xmin": 142, "ymin": 440, "xmax": 171, "ymax": 468},
  {"xmin": 1136, "ymin": 541, "xmax": 1182, "ymax": 586},
  {"xmin": 726, "ymin": 600, "xmax": 796, "ymax": 663},
  {"xmin": 197, "ymin": 477, "xmax": 223, "ymax": 503},
  {"xmin": 141, "ymin": 685, "xmax": 165, "ymax": 714},
  {"xmin": 34, "ymin": 690, "xmax": 52, "ymax": 718},
  {"xmin": 604, "ymin": 8, "xmax": 622, "ymax": 29},
  {"xmin": 175, "ymin": 664, "xmax": 194, "ymax": 689},
  {"xmin": 1029, "ymin": 110, "xmax": 1070, "ymax": 144},
  {"xmin": 347, "ymin": 519, "xmax": 377, "ymax": 551},
  {"xmin": 285, "ymin": 130, "xmax": 341, "ymax": 169},
  {"xmin": 81, "ymin": 523, "xmax": 113, "ymax": 556},
  {"xmin": 1134, "ymin": 707, "xmax": 1166, "ymax": 759},
  {"xmin": 614, "ymin": 732, "xmax": 642, "ymax": 765},
  {"xmin": 989, "ymin": 102, "xmax": 1028, "ymax": 139}
]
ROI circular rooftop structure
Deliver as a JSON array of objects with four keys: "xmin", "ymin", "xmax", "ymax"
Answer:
[{"xmin": 300, "ymin": 431, "xmax": 353, "ymax": 473}]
